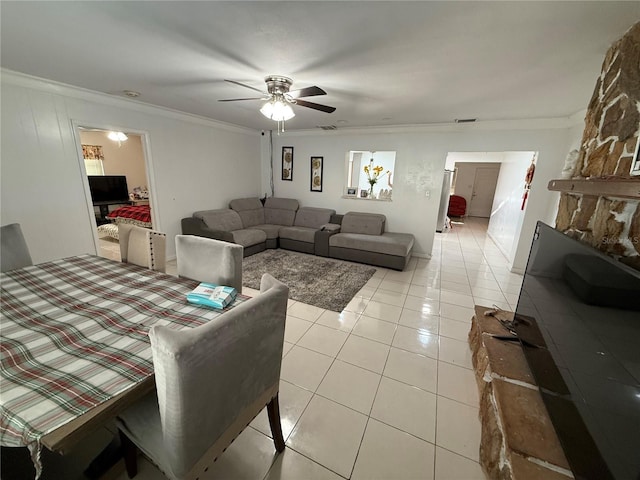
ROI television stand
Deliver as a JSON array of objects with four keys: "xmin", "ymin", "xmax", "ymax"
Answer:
[{"xmin": 93, "ymin": 200, "xmax": 129, "ymax": 225}]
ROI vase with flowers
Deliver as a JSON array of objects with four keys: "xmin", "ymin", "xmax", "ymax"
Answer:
[{"xmin": 364, "ymin": 161, "xmax": 389, "ymax": 199}]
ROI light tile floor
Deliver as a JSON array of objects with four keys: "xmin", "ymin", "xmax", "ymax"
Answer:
[{"xmin": 99, "ymin": 217, "xmax": 524, "ymax": 479}]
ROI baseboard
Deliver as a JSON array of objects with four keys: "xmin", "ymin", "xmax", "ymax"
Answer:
[{"xmin": 485, "ymin": 231, "xmax": 525, "ymax": 274}]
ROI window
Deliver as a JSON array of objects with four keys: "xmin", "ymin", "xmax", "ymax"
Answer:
[
  {"xmin": 346, "ymin": 150, "xmax": 396, "ymax": 200},
  {"xmin": 82, "ymin": 144, "xmax": 105, "ymax": 175},
  {"xmin": 84, "ymin": 159, "xmax": 104, "ymax": 175}
]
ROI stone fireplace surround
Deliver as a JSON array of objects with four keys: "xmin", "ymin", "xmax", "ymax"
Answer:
[
  {"xmin": 551, "ymin": 21, "xmax": 640, "ymax": 271},
  {"xmin": 468, "ymin": 305, "xmax": 573, "ymax": 480}
]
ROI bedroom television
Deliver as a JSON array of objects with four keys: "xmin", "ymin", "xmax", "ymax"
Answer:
[
  {"xmin": 513, "ymin": 221, "xmax": 640, "ymax": 480},
  {"xmin": 88, "ymin": 175, "xmax": 129, "ymax": 205}
]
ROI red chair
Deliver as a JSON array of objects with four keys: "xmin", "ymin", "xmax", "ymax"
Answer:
[{"xmin": 448, "ymin": 195, "xmax": 467, "ymax": 217}]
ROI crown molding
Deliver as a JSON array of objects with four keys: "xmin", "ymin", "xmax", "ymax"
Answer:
[
  {"xmin": 274, "ymin": 115, "xmax": 585, "ymax": 138},
  {"xmin": 0, "ymin": 69, "xmax": 257, "ymax": 136},
  {"xmin": 1, "ymin": 68, "xmax": 587, "ymax": 138}
]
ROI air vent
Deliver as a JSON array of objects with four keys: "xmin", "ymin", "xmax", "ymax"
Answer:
[
  {"xmin": 317, "ymin": 125, "xmax": 337, "ymax": 130},
  {"xmin": 454, "ymin": 118, "xmax": 477, "ymax": 123}
]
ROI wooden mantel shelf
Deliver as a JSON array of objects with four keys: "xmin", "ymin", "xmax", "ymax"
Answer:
[{"xmin": 547, "ymin": 178, "xmax": 640, "ymax": 200}]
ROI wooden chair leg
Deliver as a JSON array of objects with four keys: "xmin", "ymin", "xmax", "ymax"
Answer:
[
  {"xmin": 267, "ymin": 394, "xmax": 286, "ymax": 452},
  {"xmin": 119, "ymin": 430, "xmax": 139, "ymax": 478}
]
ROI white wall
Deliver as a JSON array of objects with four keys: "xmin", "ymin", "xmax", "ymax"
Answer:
[
  {"xmin": 1, "ymin": 70, "xmax": 582, "ymax": 267},
  {"xmin": 265, "ymin": 122, "xmax": 577, "ymax": 260},
  {"xmin": 0, "ymin": 71, "xmax": 262, "ymax": 262},
  {"xmin": 544, "ymin": 113, "xmax": 586, "ymax": 225},
  {"xmin": 487, "ymin": 152, "xmax": 533, "ymax": 265}
]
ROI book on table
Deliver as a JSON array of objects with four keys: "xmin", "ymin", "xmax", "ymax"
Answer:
[{"xmin": 186, "ymin": 283, "xmax": 237, "ymax": 309}]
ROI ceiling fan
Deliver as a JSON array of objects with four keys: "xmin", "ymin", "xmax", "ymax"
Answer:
[{"xmin": 219, "ymin": 75, "xmax": 336, "ymax": 131}]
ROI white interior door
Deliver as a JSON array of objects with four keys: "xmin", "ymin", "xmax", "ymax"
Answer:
[{"xmin": 468, "ymin": 167, "xmax": 500, "ymax": 217}]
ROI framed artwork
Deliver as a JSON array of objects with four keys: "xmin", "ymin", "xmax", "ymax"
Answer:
[
  {"xmin": 310, "ymin": 156, "xmax": 323, "ymax": 192},
  {"xmin": 360, "ymin": 189, "xmax": 369, "ymax": 198},
  {"xmin": 631, "ymin": 135, "xmax": 640, "ymax": 176},
  {"xmin": 82, "ymin": 145, "xmax": 104, "ymax": 160},
  {"xmin": 346, "ymin": 187, "xmax": 357, "ymax": 196},
  {"xmin": 282, "ymin": 146, "xmax": 293, "ymax": 181}
]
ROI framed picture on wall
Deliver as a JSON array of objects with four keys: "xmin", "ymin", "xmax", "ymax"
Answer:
[
  {"xmin": 631, "ymin": 135, "xmax": 640, "ymax": 176},
  {"xmin": 282, "ymin": 146, "xmax": 293, "ymax": 181},
  {"xmin": 310, "ymin": 156, "xmax": 323, "ymax": 192}
]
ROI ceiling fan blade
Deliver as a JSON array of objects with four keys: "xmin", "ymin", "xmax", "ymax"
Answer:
[
  {"xmin": 294, "ymin": 99, "xmax": 336, "ymax": 113},
  {"xmin": 224, "ymin": 79, "xmax": 266, "ymax": 94},
  {"xmin": 218, "ymin": 97, "xmax": 265, "ymax": 102},
  {"xmin": 288, "ymin": 86, "xmax": 326, "ymax": 99}
]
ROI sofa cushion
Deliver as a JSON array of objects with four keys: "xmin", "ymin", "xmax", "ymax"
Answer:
[
  {"xmin": 253, "ymin": 224, "xmax": 282, "ymax": 240},
  {"xmin": 229, "ymin": 198, "xmax": 265, "ymax": 228},
  {"xmin": 279, "ymin": 226, "xmax": 316, "ymax": 244},
  {"xmin": 193, "ymin": 209, "xmax": 243, "ymax": 232},
  {"xmin": 264, "ymin": 198, "xmax": 299, "ymax": 226},
  {"xmin": 294, "ymin": 207, "xmax": 336, "ymax": 229},
  {"xmin": 341, "ymin": 212, "xmax": 386, "ymax": 235},
  {"xmin": 230, "ymin": 228, "xmax": 267, "ymax": 248},
  {"xmin": 330, "ymin": 232, "xmax": 414, "ymax": 257}
]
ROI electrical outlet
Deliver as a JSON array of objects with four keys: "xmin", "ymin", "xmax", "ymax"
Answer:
[{"xmin": 425, "ymin": 190, "xmax": 431, "ymax": 198}]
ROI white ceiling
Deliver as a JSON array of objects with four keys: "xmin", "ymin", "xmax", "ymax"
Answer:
[{"xmin": 1, "ymin": 2, "xmax": 638, "ymax": 131}]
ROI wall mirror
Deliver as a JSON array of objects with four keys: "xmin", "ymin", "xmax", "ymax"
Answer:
[{"xmin": 345, "ymin": 151, "xmax": 396, "ymax": 200}]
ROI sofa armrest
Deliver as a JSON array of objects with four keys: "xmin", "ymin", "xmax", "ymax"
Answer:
[
  {"xmin": 181, "ymin": 217, "xmax": 235, "ymax": 243},
  {"xmin": 314, "ymin": 227, "xmax": 340, "ymax": 257},
  {"xmin": 321, "ymin": 223, "xmax": 341, "ymax": 233}
]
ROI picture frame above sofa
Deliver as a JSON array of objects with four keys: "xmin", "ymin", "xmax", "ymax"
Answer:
[
  {"xmin": 282, "ymin": 146, "xmax": 293, "ymax": 181},
  {"xmin": 310, "ymin": 156, "xmax": 323, "ymax": 192}
]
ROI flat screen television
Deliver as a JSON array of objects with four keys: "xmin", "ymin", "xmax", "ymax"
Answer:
[
  {"xmin": 513, "ymin": 222, "xmax": 640, "ymax": 480},
  {"xmin": 88, "ymin": 175, "xmax": 129, "ymax": 204}
]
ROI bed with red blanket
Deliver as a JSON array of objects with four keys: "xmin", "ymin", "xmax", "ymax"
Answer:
[
  {"xmin": 106, "ymin": 205, "xmax": 152, "ymax": 228},
  {"xmin": 96, "ymin": 205, "xmax": 152, "ymax": 241}
]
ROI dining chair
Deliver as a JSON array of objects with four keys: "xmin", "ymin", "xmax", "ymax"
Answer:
[
  {"xmin": 118, "ymin": 224, "xmax": 167, "ymax": 273},
  {"xmin": 116, "ymin": 273, "xmax": 289, "ymax": 480},
  {"xmin": 1, "ymin": 223, "xmax": 33, "ymax": 272},
  {"xmin": 175, "ymin": 234, "xmax": 243, "ymax": 293}
]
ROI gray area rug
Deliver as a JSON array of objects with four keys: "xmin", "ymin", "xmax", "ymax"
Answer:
[{"xmin": 242, "ymin": 249, "xmax": 376, "ymax": 312}]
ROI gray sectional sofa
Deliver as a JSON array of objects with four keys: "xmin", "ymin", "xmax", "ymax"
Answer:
[
  {"xmin": 230, "ymin": 197, "xmax": 299, "ymax": 249},
  {"xmin": 279, "ymin": 207, "xmax": 336, "ymax": 254},
  {"xmin": 181, "ymin": 208, "xmax": 267, "ymax": 257},
  {"xmin": 329, "ymin": 212, "xmax": 414, "ymax": 271},
  {"xmin": 181, "ymin": 197, "xmax": 414, "ymax": 270}
]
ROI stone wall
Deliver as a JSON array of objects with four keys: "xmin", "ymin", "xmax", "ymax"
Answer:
[{"xmin": 556, "ymin": 21, "xmax": 640, "ymax": 270}]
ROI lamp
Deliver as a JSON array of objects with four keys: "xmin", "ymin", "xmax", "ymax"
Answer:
[
  {"xmin": 260, "ymin": 94, "xmax": 295, "ymax": 133},
  {"xmin": 107, "ymin": 131, "xmax": 128, "ymax": 142}
]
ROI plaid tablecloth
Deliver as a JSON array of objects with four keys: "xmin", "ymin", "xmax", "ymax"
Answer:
[{"xmin": 0, "ymin": 254, "xmax": 248, "ymax": 450}]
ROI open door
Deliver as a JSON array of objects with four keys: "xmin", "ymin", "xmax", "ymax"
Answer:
[{"xmin": 73, "ymin": 124, "xmax": 157, "ymax": 261}]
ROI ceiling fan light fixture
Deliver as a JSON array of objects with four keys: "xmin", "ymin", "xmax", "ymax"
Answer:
[
  {"xmin": 107, "ymin": 131, "xmax": 128, "ymax": 142},
  {"xmin": 221, "ymin": 75, "xmax": 333, "ymax": 133},
  {"xmin": 260, "ymin": 97, "xmax": 295, "ymax": 121}
]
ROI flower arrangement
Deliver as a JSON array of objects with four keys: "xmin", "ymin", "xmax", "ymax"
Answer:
[{"xmin": 364, "ymin": 162, "xmax": 390, "ymax": 198}]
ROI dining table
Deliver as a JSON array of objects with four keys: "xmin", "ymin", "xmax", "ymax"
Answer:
[{"xmin": 0, "ymin": 254, "xmax": 248, "ymax": 478}]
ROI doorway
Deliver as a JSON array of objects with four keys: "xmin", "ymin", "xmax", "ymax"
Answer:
[
  {"xmin": 75, "ymin": 126, "xmax": 154, "ymax": 261},
  {"xmin": 451, "ymin": 161, "xmax": 501, "ymax": 218},
  {"xmin": 445, "ymin": 151, "xmax": 537, "ymax": 267},
  {"xmin": 468, "ymin": 166, "xmax": 501, "ymax": 217}
]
